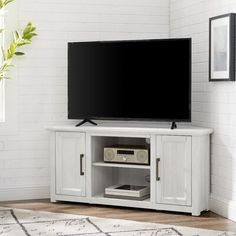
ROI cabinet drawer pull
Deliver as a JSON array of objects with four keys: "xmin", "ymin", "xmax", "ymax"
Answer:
[
  {"xmin": 80, "ymin": 154, "xmax": 85, "ymax": 176},
  {"xmin": 156, "ymin": 158, "xmax": 160, "ymax": 181}
]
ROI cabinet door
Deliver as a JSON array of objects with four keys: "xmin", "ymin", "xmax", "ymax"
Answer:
[
  {"xmin": 156, "ymin": 136, "xmax": 191, "ymax": 206},
  {"xmin": 56, "ymin": 132, "xmax": 86, "ymax": 197}
]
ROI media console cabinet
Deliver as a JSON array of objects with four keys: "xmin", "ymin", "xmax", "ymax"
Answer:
[{"xmin": 49, "ymin": 124, "xmax": 213, "ymax": 216}]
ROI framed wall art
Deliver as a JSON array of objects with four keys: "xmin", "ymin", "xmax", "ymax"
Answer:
[{"xmin": 209, "ymin": 13, "xmax": 236, "ymax": 81}]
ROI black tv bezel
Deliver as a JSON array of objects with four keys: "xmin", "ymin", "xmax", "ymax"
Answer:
[{"xmin": 68, "ymin": 38, "xmax": 192, "ymax": 123}]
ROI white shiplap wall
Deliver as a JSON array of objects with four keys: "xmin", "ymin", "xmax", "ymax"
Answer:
[
  {"xmin": 0, "ymin": 0, "xmax": 170, "ymax": 200},
  {"xmin": 170, "ymin": 0, "xmax": 236, "ymax": 221}
]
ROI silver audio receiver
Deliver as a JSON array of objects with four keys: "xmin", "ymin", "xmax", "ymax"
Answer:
[{"xmin": 104, "ymin": 145, "xmax": 149, "ymax": 165}]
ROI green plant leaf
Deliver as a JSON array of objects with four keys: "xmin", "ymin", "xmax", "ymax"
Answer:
[
  {"xmin": 15, "ymin": 52, "xmax": 24, "ymax": 56},
  {"xmin": 23, "ymin": 24, "xmax": 32, "ymax": 36},
  {"xmin": 15, "ymin": 31, "xmax": 20, "ymax": 39},
  {"xmin": 7, "ymin": 41, "xmax": 15, "ymax": 59},
  {"xmin": 4, "ymin": 0, "xmax": 14, "ymax": 5},
  {"xmin": 0, "ymin": 0, "xmax": 14, "ymax": 8},
  {"xmin": 16, "ymin": 39, "xmax": 31, "ymax": 46},
  {"xmin": 22, "ymin": 22, "xmax": 36, "ymax": 41},
  {"xmin": 0, "ymin": 18, "xmax": 36, "ymax": 79},
  {"xmin": 23, "ymin": 33, "xmax": 33, "ymax": 40}
]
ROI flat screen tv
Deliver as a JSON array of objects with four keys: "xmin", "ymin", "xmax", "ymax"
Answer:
[{"xmin": 68, "ymin": 38, "xmax": 191, "ymax": 123}]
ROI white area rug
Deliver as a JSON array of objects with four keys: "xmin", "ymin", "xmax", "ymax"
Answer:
[{"xmin": 0, "ymin": 207, "xmax": 235, "ymax": 236}]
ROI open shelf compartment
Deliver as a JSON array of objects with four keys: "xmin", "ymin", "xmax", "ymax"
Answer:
[
  {"xmin": 91, "ymin": 135, "xmax": 151, "ymax": 166},
  {"xmin": 91, "ymin": 166, "xmax": 150, "ymax": 202}
]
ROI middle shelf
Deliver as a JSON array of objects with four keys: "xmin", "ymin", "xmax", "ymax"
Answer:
[{"xmin": 92, "ymin": 162, "xmax": 151, "ymax": 169}]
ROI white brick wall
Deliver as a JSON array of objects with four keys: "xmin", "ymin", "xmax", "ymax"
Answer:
[
  {"xmin": 0, "ymin": 0, "xmax": 170, "ymax": 200},
  {"xmin": 170, "ymin": 0, "xmax": 236, "ymax": 221}
]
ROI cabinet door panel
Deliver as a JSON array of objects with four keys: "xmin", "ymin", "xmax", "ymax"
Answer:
[
  {"xmin": 56, "ymin": 132, "xmax": 86, "ymax": 197},
  {"xmin": 156, "ymin": 136, "xmax": 191, "ymax": 206}
]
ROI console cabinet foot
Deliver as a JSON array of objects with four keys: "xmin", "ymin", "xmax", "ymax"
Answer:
[{"xmin": 192, "ymin": 211, "xmax": 201, "ymax": 217}]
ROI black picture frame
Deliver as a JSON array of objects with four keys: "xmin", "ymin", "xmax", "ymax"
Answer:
[{"xmin": 209, "ymin": 13, "xmax": 236, "ymax": 81}]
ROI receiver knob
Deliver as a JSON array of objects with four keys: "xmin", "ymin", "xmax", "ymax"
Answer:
[
  {"xmin": 137, "ymin": 150, "xmax": 148, "ymax": 163},
  {"xmin": 104, "ymin": 149, "xmax": 115, "ymax": 161}
]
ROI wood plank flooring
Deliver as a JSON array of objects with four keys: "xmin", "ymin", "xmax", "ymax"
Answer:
[{"xmin": 0, "ymin": 199, "xmax": 236, "ymax": 232}]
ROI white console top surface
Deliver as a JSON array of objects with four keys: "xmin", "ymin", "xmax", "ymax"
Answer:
[{"xmin": 48, "ymin": 122, "xmax": 213, "ymax": 136}]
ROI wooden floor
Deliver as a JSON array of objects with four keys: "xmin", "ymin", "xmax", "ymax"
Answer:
[{"xmin": 1, "ymin": 199, "xmax": 236, "ymax": 232}]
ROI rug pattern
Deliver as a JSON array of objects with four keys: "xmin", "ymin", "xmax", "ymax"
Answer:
[{"xmin": 0, "ymin": 208, "xmax": 235, "ymax": 236}]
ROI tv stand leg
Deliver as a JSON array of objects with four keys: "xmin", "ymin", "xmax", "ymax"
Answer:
[
  {"xmin": 171, "ymin": 122, "xmax": 177, "ymax": 130},
  {"xmin": 76, "ymin": 119, "xmax": 98, "ymax": 127}
]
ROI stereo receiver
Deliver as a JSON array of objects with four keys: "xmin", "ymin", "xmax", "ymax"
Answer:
[{"xmin": 104, "ymin": 145, "xmax": 149, "ymax": 165}]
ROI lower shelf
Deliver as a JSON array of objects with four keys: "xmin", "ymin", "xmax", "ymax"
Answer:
[
  {"xmin": 92, "ymin": 193, "xmax": 151, "ymax": 208},
  {"xmin": 93, "ymin": 194, "xmax": 150, "ymax": 202}
]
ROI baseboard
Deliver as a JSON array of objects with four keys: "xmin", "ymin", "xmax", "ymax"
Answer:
[
  {"xmin": 0, "ymin": 186, "xmax": 50, "ymax": 201},
  {"xmin": 209, "ymin": 194, "xmax": 236, "ymax": 222}
]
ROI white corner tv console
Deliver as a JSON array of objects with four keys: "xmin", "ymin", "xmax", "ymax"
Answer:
[{"xmin": 49, "ymin": 123, "xmax": 213, "ymax": 216}]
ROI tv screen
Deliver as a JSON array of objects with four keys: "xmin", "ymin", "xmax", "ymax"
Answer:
[{"xmin": 68, "ymin": 38, "xmax": 191, "ymax": 122}]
